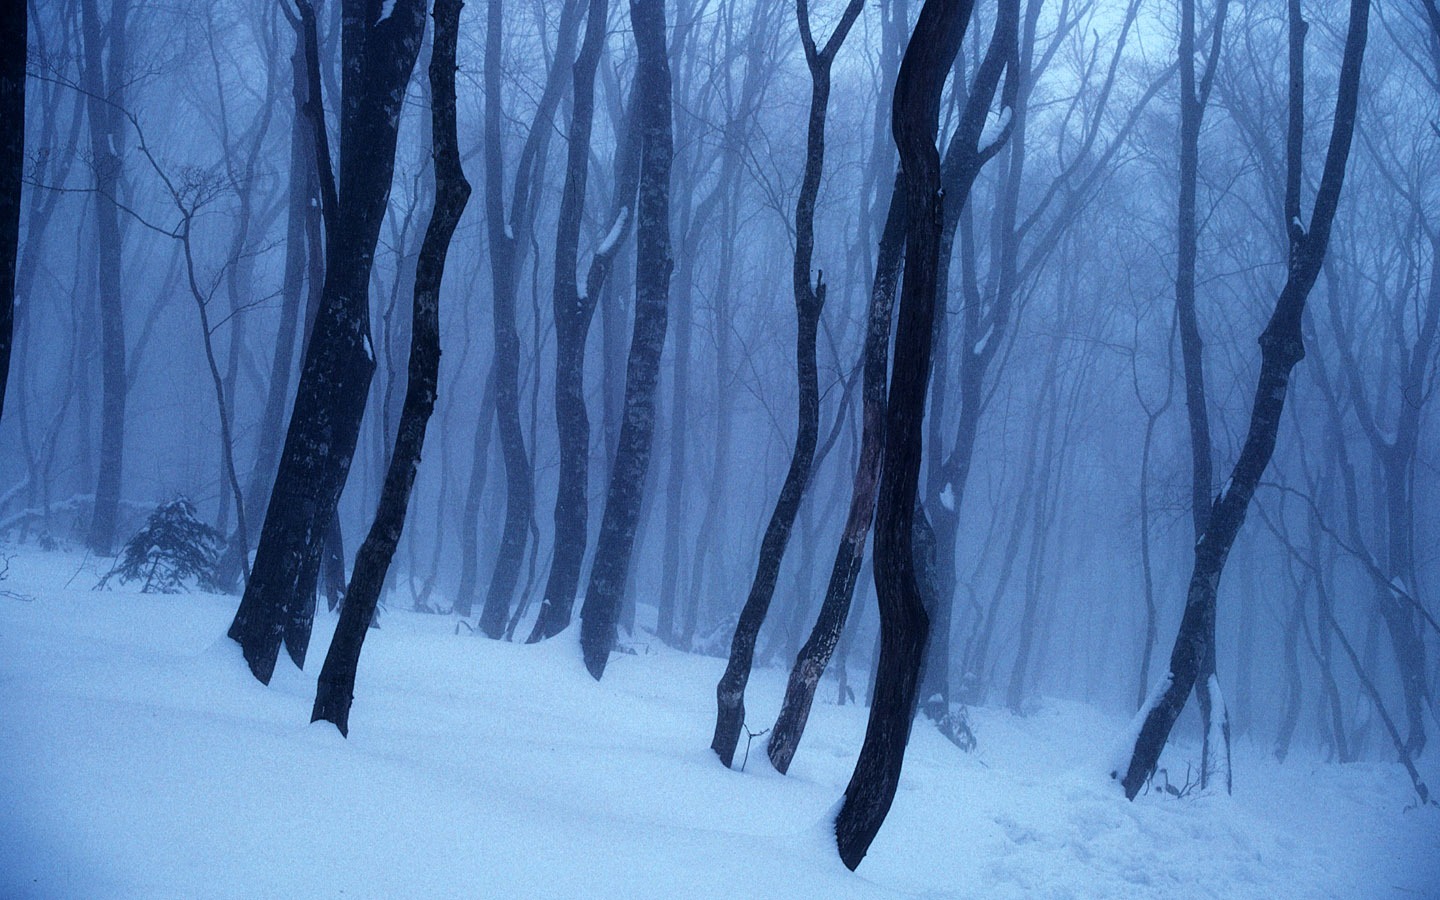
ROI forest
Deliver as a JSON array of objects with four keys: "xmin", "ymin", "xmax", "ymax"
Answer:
[{"xmin": 0, "ymin": 0, "xmax": 1437, "ymax": 894}]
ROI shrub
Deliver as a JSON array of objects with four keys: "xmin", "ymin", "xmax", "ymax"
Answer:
[{"xmin": 100, "ymin": 497, "xmax": 224, "ymax": 594}]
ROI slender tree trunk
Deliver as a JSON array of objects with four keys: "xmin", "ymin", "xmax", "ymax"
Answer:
[
  {"xmin": 1118, "ymin": 0, "xmax": 1369, "ymax": 798},
  {"xmin": 916, "ymin": 0, "xmax": 1019, "ymax": 719},
  {"xmin": 578, "ymin": 0, "xmax": 672, "ymax": 680},
  {"xmin": 835, "ymin": 0, "xmax": 971, "ymax": 870},
  {"xmin": 529, "ymin": 0, "xmax": 640, "ymax": 642},
  {"xmin": 228, "ymin": 0, "xmax": 428, "ymax": 685},
  {"xmin": 767, "ymin": 177, "xmax": 903, "ymax": 774},
  {"xmin": 476, "ymin": 0, "xmax": 583, "ymax": 638},
  {"xmin": 711, "ymin": 0, "xmax": 864, "ymax": 769},
  {"xmin": 313, "ymin": 0, "xmax": 469, "ymax": 735}
]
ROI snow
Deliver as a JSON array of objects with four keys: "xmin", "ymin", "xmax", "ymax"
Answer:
[
  {"xmin": 979, "ymin": 107, "xmax": 1012, "ymax": 154},
  {"xmin": 597, "ymin": 207, "xmax": 630, "ymax": 256},
  {"xmin": 1206, "ymin": 674, "xmax": 1230, "ymax": 785},
  {"xmin": 1110, "ymin": 671, "xmax": 1173, "ymax": 781},
  {"xmin": 2, "ymin": 546, "xmax": 1437, "ymax": 899},
  {"xmin": 376, "ymin": 0, "xmax": 397, "ymax": 23},
  {"xmin": 972, "ymin": 323, "xmax": 994, "ymax": 356},
  {"xmin": 940, "ymin": 482, "xmax": 956, "ymax": 512}
]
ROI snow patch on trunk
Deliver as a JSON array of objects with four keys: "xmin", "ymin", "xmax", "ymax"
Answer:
[{"xmin": 597, "ymin": 207, "xmax": 629, "ymax": 256}]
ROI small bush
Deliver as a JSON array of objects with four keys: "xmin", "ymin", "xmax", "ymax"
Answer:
[{"xmin": 100, "ymin": 498, "xmax": 224, "ymax": 594}]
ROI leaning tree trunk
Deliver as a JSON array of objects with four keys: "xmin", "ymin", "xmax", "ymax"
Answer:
[
  {"xmin": 1117, "ymin": 0, "xmax": 1369, "ymax": 799},
  {"xmin": 1171, "ymin": 0, "xmax": 1232, "ymax": 790},
  {"xmin": 313, "ymin": 0, "xmax": 470, "ymax": 736},
  {"xmin": 80, "ymin": 0, "xmax": 130, "ymax": 556},
  {"xmin": 834, "ymin": 0, "xmax": 971, "ymax": 871},
  {"xmin": 710, "ymin": 0, "xmax": 864, "ymax": 770},
  {"xmin": 228, "ymin": 0, "xmax": 427, "ymax": 685},
  {"xmin": 0, "ymin": 0, "xmax": 23, "ymax": 424},
  {"xmin": 529, "ymin": 0, "xmax": 641, "ymax": 643},
  {"xmin": 766, "ymin": 178, "xmax": 902, "ymax": 774},
  {"xmin": 219, "ymin": 21, "xmax": 319, "ymax": 591},
  {"xmin": 578, "ymin": 0, "xmax": 672, "ymax": 680}
]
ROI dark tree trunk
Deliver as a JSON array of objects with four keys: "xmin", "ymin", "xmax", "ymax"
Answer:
[
  {"xmin": 1117, "ymin": 0, "xmax": 1369, "ymax": 799},
  {"xmin": 710, "ymin": 0, "xmax": 864, "ymax": 770},
  {"xmin": 228, "ymin": 0, "xmax": 428, "ymax": 685},
  {"xmin": 834, "ymin": 0, "xmax": 971, "ymax": 871},
  {"xmin": 476, "ymin": 0, "xmax": 582, "ymax": 638},
  {"xmin": 80, "ymin": 0, "xmax": 129, "ymax": 556},
  {"xmin": 529, "ymin": 0, "xmax": 640, "ymax": 643},
  {"xmin": 0, "ymin": 0, "xmax": 22, "ymax": 424},
  {"xmin": 766, "ymin": 176, "xmax": 903, "ymax": 774},
  {"xmin": 1170, "ymin": 0, "xmax": 1231, "ymax": 789},
  {"xmin": 313, "ymin": 0, "xmax": 470, "ymax": 736},
  {"xmin": 220, "ymin": 22, "xmax": 319, "ymax": 590},
  {"xmin": 578, "ymin": 0, "xmax": 672, "ymax": 680}
]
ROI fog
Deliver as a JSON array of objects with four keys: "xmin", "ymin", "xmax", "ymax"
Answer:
[{"xmin": 1, "ymin": 0, "xmax": 1437, "ymax": 879}]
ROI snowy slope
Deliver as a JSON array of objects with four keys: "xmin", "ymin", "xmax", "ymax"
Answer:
[{"xmin": 1, "ymin": 548, "xmax": 1436, "ymax": 899}]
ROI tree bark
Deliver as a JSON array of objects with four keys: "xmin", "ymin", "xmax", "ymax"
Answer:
[
  {"xmin": 711, "ymin": 0, "xmax": 864, "ymax": 770},
  {"xmin": 578, "ymin": 0, "xmax": 672, "ymax": 680},
  {"xmin": 529, "ymin": 0, "xmax": 641, "ymax": 642},
  {"xmin": 80, "ymin": 0, "xmax": 129, "ymax": 556},
  {"xmin": 475, "ymin": 0, "xmax": 583, "ymax": 637},
  {"xmin": 0, "ymin": 0, "xmax": 23, "ymax": 425},
  {"xmin": 766, "ymin": 175, "xmax": 903, "ymax": 774},
  {"xmin": 1118, "ymin": 0, "xmax": 1369, "ymax": 799},
  {"xmin": 834, "ymin": 0, "xmax": 971, "ymax": 870},
  {"xmin": 313, "ymin": 0, "xmax": 470, "ymax": 735},
  {"xmin": 228, "ymin": 0, "xmax": 428, "ymax": 685}
]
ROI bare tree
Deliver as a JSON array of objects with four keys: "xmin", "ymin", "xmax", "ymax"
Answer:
[
  {"xmin": 1117, "ymin": 0, "xmax": 1371, "ymax": 800},
  {"xmin": 312, "ymin": 0, "xmax": 470, "ymax": 735},
  {"xmin": 472, "ymin": 0, "xmax": 583, "ymax": 635},
  {"xmin": 228, "ymin": 0, "xmax": 428, "ymax": 685},
  {"xmin": 0, "ymin": 0, "xmax": 22, "ymax": 424},
  {"xmin": 529, "ymin": 0, "xmax": 639, "ymax": 643},
  {"xmin": 835, "ymin": 0, "xmax": 972, "ymax": 870},
  {"xmin": 79, "ymin": 0, "xmax": 129, "ymax": 555},
  {"xmin": 710, "ymin": 0, "xmax": 865, "ymax": 771},
  {"xmin": 1171, "ymin": 0, "xmax": 1232, "ymax": 788},
  {"xmin": 578, "ymin": 0, "xmax": 673, "ymax": 680}
]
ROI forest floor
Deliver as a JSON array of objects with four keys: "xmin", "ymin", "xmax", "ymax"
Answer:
[{"xmin": 1, "ymin": 546, "xmax": 1437, "ymax": 899}]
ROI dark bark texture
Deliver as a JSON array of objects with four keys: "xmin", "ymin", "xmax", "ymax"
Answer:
[
  {"xmin": 578, "ymin": 0, "xmax": 672, "ymax": 680},
  {"xmin": 228, "ymin": 0, "xmax": 427, "ymax": 685},
  {"xmin": 1119, "ymin": 0, "xmax": 1369, "ymax": 799},
  {"xmin": 767, "ymin": 176, "xmax": 904, "ymax": 774},
  {"xmin": 834, "ymin": 0, "xmax": 972, "ymax": 871},
  {"xmin": 529, "ymin": 0, "xmax": 640, "ymax": 643},
  {"xmin": 313, "ymin": 0, "xmax": 470, "ymax": 736},
  {"xmin": 0, "ymin": 0, "xmax": 23, "ymax": 424},
  {"xmin": 711, "ymin": 0, "xmax": 864, "ymax": 770}
]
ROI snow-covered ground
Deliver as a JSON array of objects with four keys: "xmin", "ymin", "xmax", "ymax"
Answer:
[{"xmin": 2, "ymin": 548, "xmax": 1436, "ymax": 899}]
